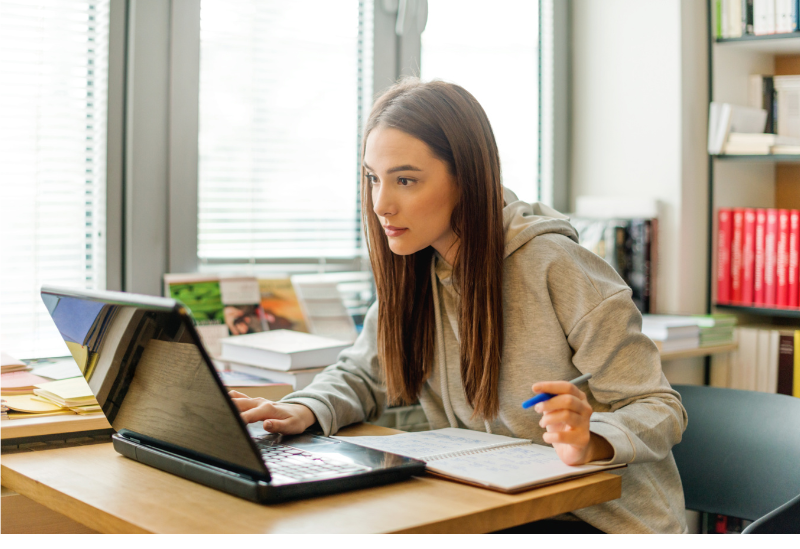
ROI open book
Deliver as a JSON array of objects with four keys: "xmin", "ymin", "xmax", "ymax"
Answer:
[{"xmin": 333, "ymin": 428, "xmax": 622, "ymax": 493}]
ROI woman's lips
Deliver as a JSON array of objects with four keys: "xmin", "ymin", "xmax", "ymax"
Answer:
[{"xmin": 383, "ymin": 226, "xmax": 408, "ymax": 237}]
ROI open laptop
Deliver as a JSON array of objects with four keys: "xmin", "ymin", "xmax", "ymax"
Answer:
[{"xmin": 40, "ymin": 285, "xmax": 426, "ymax": 503}]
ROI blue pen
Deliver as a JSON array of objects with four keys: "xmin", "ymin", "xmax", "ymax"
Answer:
[{"xmin": 521, "ymin": 373, "xmax": 593, "ymax": 409}]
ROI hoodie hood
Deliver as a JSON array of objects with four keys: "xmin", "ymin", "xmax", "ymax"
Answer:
[{"xmin": 502, "ymin": 187, "xmax": 579, "ymax": 258}]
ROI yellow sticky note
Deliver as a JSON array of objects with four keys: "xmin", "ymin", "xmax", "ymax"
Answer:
[{"xmin": 4, "ymin": 394, "xmax": 64, "ymax": 413}]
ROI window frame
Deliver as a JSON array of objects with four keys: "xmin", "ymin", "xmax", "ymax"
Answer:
[{"xmin": 113, "ymin": 0, "xmax": 567, "ymax": 295}]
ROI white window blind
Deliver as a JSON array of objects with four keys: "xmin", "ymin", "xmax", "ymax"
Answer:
[
  {"xmin": 0, "ymin": 0, "xmax": 109, "ymax": 359},
  {"xmin": 197, "ymin": 0, "xmax": 372, "ymax": 266},
  {"xmin": 421, "ymin": 0, "xmax": 539, "ymax": 203}
]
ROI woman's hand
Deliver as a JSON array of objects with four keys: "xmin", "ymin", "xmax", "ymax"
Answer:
[
  {"xmin": 531, "ymin": 381, "xmax": 613, "ymax": 466},
  {"xmin": 229, "ymin": 390, "xmax": 317, "ymax": 435}
]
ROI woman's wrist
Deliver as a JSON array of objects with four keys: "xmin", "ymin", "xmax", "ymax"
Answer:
[{"xmin": 586, "ymin": 433, "xmax": 614, "ymax": 463}]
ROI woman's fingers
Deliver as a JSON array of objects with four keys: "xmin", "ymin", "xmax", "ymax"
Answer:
[
  {"xmin": 531, "ymin": 380, "xmax": 587, "ymax": 401},
  {"xmin": 228, "ymin": 390, "xmax": 249, "ymax": 399},
  {"xmin": 534, "ymin": 394, "xmax": 592, "ymax": 416},
  {"xmin": 543, "ymin": 428, "xmax": 590, "ymax": 446},
  {"xmin": 539, "ymin": 409, "xmax": 584, "ymax": 430},
  {"xmin": 230, "ymin": 395, "xmax": 267, "ymax": 413},
  {"xmin": 240, "ymin": 400, "xmax": 280, "ymax": 424}
]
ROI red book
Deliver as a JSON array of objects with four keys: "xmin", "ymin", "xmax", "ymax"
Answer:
[
  {"xmin": 717, "ymin": 209, "xmax": 733, "ymax": 304},
  {"xmin": 791, "ymin": 211, "xmax": 800, "ymax": 308},
  {"xmin": 778, "ymin": 209, "xmax": 791, "ymax": 307},
  {"xmin": 765, "ymin": 209, "xmax": 779, "ymax": 307},
  {"xmin": 731, "ymin": 209, "xmax": 745, "ymax": 303},
  {"xmin": 753, "ymin": 209, "xmax": 767, "ymax": 305},
  {"xmin": 741, "ymin": 209, "xmax": 756, "ymax": 305},
  {"xmin": 755, "ymin": 209, "xmax": 767, "ymax": 305}
]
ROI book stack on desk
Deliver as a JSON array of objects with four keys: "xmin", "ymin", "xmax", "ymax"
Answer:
[
  {"xmin": 641, "ymin": 315, "xmax": 701, "ymax": 353},
  {"xmin": 218, "ymin": 329, "xmax": 352, "ymax": 391}
]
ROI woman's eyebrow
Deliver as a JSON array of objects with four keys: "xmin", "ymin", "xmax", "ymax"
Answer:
[{"xmin": 362, "ymin": 162, "xmax": 423, "ymax": 174}]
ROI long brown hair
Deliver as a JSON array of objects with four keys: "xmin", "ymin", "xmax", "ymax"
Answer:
[{"xmin": 361, "ymin": 78, "xmax": 505, "ymax": 420}]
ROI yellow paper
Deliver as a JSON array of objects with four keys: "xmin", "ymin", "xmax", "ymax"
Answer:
[
  {"xmin": 8, "ymin": 409, "xmax": 76, "ymax": 419},
  {"xmin": 34, "ymin": 376, "xmax": 94, "ymax": 399},
  {"xmin": 4, "ymin": 394, "xmax": 65, "ymax": 413}
]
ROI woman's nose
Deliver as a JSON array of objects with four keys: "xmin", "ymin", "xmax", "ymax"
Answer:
[{"xmin": 373, "ymin": 185, "xmax": 396, "ymax": 217}]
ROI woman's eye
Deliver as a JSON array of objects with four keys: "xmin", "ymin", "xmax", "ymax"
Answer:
[
  {"xmin": 398, "ymin": 178, "xmax": 413, "ymax": 186},
  {"xmin": 366, "ymin": 174, "xmax": 378, "ymax": 185}
]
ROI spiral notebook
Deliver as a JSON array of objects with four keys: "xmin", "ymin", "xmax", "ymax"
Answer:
[{"xmin": 334, "ymin": 428, "xmax": 622, "ymax": 493}]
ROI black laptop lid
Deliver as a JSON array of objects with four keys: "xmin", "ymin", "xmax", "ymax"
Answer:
[{"xmin": 41, "ymin": 286, "xmax": 269, "ymax": 478}]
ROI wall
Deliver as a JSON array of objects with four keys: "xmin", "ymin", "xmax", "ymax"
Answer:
[{"xmin": 570, "ymin": 0, "xmax": 709, "ymax": 385}]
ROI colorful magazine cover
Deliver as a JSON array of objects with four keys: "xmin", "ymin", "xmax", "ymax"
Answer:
[{"xmin": 258, "ymin": 278, "xmax": 308, "ymax": 332}]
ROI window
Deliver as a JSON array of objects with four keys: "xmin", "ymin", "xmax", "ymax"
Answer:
[
  {"xmin": 197, "ymin": 0, "xmax": 372, "ymax": 271},
  {"xmin": 421, "ymin": 0, "xmax": 540, "ymax": 202},
  {"xmin": 0, "ymin": 0, "xmax": 110, "ymax": 359}
]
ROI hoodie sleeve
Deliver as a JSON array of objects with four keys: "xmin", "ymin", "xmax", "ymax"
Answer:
[
  {"xmin": 566, "ymin": 289, "xmax": 688, "ymax": 466},
  {"xmin": 278, "ymin": 301, "xmax": 386, "ymax": 436}
]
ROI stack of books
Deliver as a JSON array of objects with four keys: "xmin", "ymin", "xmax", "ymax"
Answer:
[
  {"xmin": 712, "ymin": 325, "xmax": 800, "ymax": 396},
  {"xmin": 218, "ymin": 329, "xmax": 352, "ymax": 391},
  {"xmin": 645, "ymin": 314, "xmax": 737, "ymax": 348},
  {"xmin": 722, "ymin": 132, "xmax": 800, "ymax": 155},
  {"xmin": 641, "ymin": 316, "xmax": 701, "ymax": 353},
  {"xmin": 717, "ymin": 208, "xmax": 800, "ymax": 309}
]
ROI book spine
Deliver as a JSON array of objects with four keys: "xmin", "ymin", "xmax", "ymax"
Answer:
[
  {"xmin": 790, "ymin": 210, "xmax": 800, "ymax": 307},
  {"xmin": 755, "ymin": 208, "xmax": 767, "ymax": 305},
  {"xmin": 777, "ymin": 333, "xmax": 795, "ymax": 395},
  {"xmin": 718, "ymin": 209, "xmax": 733, "ymax": 304},
  {"xmin": 766, "ymin": 76, "xmax": 776, "ymax": 134},
  {"xmin": 754, "ymin": 0, "xmax": 765, "ymax": 34},
  {"xmin": 742, "ymin": 208, "xmax": 757, "ymax": 304},
  {"xmin": 768, "ymin": 0, "xmax": 777, "ymax": 33},
  {"xmin": 731, "ymin": 209, "xmax": 745, "ymax": 303},
  {"xmin": 778, "ymin": 209, "xmax": 791, "ymax": 306},
  {"xmin": 795, "ymin": 331, "xmax": 800, "ymax": 397},
  {"xmin": 765, "ymin": 208, "xmax": 779, "ymax": 306}
]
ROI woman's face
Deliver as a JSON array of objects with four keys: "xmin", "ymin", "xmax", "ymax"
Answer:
[{"xmin": 363, "ymin": 126, "xmax": 460, "ymax": 264}]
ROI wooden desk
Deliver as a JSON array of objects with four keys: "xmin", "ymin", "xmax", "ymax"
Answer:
[{"xmin": 1, "ymin": 424, "xmax": 622, "ymax": 534}]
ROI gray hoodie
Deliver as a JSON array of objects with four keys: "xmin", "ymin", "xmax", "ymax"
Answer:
[{"xmin": 281, "ymin": 188, "xmax": 689, "ymax": 534}]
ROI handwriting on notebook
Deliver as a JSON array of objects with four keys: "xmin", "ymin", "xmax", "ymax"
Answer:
[
  {"xmin": 433, "ymin": 445, "xmax": 562, "ymax": 475},
  {"xmin": 336, "ymin": 429, "xmax": 527, "ymax": 461}
]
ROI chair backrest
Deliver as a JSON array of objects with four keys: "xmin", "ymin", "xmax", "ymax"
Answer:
[
  {"xmin": 672, "ymin": 384, "xmax": 800, "ymax": 521},
  {"xmin": 742, "ymin": 492, "xmax": 800, "ymax": 533}
]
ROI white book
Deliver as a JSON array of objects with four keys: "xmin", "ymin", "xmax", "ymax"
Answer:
[
  {"xmin": 776, "ymin": 0, "xmax": 793, "ymax": 32},
  {"xmin": 642, "ymin": 316, "xmax": 701, "ymax": 340},
  {"xmin": 224, "ymin": 361, "xmax": 326, "ymax": 390},
  {"xmin": 333, "ymin": 428, "xmax": 622, "ymax": 494},
  {"xmin": 754, "ymin": 0, "xmax": 769, "ymax": 34},
  {"xmin": 727, "ymin": 133, "xmax": 800, "ymax": 146},
  {"xmin": 220, "ymin": 329, "xmax": 351, "ymax": 371},
  {"xmin": 774, "ymin": 76, "xmax": 800, "ymax": 139},
  {"xmin": 738, "ymin": 327, "xmax": 760, "ymax": 390},
  {"xmin": 766, "ymin": 0, "xmax": 777, "ymax": 33},
  {"xmin": 767, "ymin": 330, "xmax": 780, "ymax": 393},
  {"xmin": 756, "ymin": 328, "xmax": 772, "ymax": 392}
]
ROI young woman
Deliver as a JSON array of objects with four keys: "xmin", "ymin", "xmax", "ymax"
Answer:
[{"xmin": 230, "ymin": 79, "xmax": 689, "ymax": 534}]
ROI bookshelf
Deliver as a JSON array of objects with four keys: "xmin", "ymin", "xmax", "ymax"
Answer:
[{"xmin": 707, "ymin": 3, "xmax": 800, "ymax": 320}]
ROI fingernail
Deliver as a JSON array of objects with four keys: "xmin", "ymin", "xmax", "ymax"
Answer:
[
  {"xmin": 534, "ymin": 404, "xmax": 542, "ymax": 413},
  {"xmin": 265, "ymin": 420, "xmax": 273, "ymax": 430}
]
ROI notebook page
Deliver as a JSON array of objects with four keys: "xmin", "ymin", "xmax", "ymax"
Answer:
[
  {"xmin": 332, "ymin": 428, "xmax": 530, "ymax": 461},
  {"xmin": 427, "ymin": 444, "xmax": 613, "ymax": 492}
]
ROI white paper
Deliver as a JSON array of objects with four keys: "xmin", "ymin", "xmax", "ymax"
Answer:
[
  {"xmin": 31, "ymin": 358, "xmax": 82, "ymax": 380},
  {"xmin": 333, "ymin": 428, "xmax": 529, "ymax": 461}
]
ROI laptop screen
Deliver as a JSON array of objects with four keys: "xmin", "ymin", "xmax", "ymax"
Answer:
[{"xmin": 41, "ymin": 288, "xmax": 269, "ymax": 477}]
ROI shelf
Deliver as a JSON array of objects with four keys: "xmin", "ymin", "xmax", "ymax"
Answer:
[
  {"xmin": 715, "ymin": 303, "xmax": 800, "ymax": 319},
  {"xmin": 659, "ymin": 342, "xmax": 738, "ymax": 362},
  {"xmin": 715, "ymin": 32, "xmax": 800, "ymax": 53},
  {"xmin": 712, "ymin": 154, "xmax": 800, "ymax": 162}
]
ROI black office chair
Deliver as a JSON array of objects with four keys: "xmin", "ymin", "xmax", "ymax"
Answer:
[{"xmin": 671, "ymin": 384, "xmax": 800, "ymax": 534}]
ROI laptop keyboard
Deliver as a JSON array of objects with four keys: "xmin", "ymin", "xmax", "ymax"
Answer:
[{"xmin": 259, "ymin": 444, "xmax": 370, "ymax": 483}]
